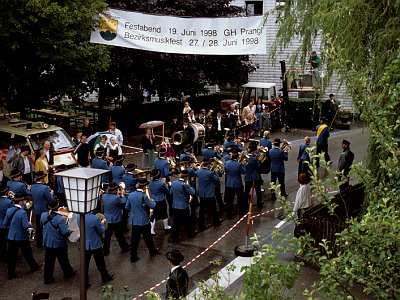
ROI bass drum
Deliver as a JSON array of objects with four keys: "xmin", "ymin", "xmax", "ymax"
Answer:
[{"xmin": 190, "ymin": 123, "xmax": 205, "ymax": 142}]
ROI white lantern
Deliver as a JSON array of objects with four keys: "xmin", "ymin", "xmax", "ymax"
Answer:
[{"xmin": 55, "ymin": 167, "xmax": 109, "ymax": 213}]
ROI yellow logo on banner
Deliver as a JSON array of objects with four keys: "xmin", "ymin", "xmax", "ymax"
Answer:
[{"xmin": 99, "ymin": 18, "xmax": 118, "ymax": 41}]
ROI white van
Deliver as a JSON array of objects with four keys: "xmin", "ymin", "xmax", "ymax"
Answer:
[{"xmin": 0, "ymin": 117, "xmax": 77, "ymax": 177}]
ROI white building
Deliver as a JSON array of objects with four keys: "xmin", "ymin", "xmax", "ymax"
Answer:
[{"xmin": 231, "ymin": 0, "xmax": 352, "ymax": 110}]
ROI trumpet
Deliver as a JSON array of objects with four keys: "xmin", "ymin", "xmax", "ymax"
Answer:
[
  {"xmin": 184, "ymin": 177, "xmax": 193, "ymax": 204},
  {"xmin": 143, "ymin": 185, "xmax": 154, "ymax": 218},
  {"xmin": 166, "ymin": 157, "xmax": 177, "ymax": 170},
  {"xmin": 280, "ymin": 139, "xmax": 292, "ymax": 152}
]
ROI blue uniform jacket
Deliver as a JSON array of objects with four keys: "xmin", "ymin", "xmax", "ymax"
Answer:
[
  {"xmin": 298, "ymin": 144, "xmax": 311, "ymax": 161},
  {"xmin": 91, "ymin": 157, "xmax": 111, "ymax": 183},
  {"xmin": 102, "ymin": 193, "xmax": 126, "ymax": 224},
  {"xmin": 260, "ymin": 138, "xmax": 272, "ymax": 151},
  {"xmin": 316, "ymin": 124, "xmax": 330, "ymax": 145},
  {"xmin": 223, "ymin": 141, "xmax": 242, "ymax": 153},
  {"xmin": 187, "ymin": 167, "xmax": 197, "ymax": 189},
  {"xmin": 197, "ymin": 168, "xmax": 219, "ymax": 197},
  {"xmin": 77, "ymin": 213, "xmax": 104, "ymax": 250},
  {"xmin": 224, "ymin": 160, "xmax": 245, "ymax": 188},
  {"xmin": 170, "ymin": 179, "xmax": 195, "ymax": 209},
  {"xmin": 149, "ymin": 179, "xmax": 169, "ymax": 201},
  {"xmin": 111, "ymin": 165, "xmax": 125, "ymax": 183},
  {"xmin": 0, "ymin": 196, "xmax": 14, "ymax": 229},
  {"xmin": 126, "ymin": 190, "xmax": 156, "ymax": 226},
  {"xmin": 122, "ymin": 173, "xmax": 137, "ymax": 192},
  {"xmin": 41, "ymin": 212, "xmax": 70, "ymax": 248},
  {"xmin": 270, "ymin": 147, "xmax": 288, "ymax": 173},
  {"xmin": 31, "ymin": 183, "xmax": 54, "ymax": 215},
  {"xmin": 244, "ymin": 155, "xmax": 261, "ymax": 182},
  {"xmin": 202, "ymin": 148, "xmax": 222, "ymax": 160},
  {"xmin": 154, "ymin": 158, "xmax": 173, "ymax": 180},
  {"xmin": 4, "ymin": 206, "xmax": 30, "ymax": 241},
  {"xmin": 7, "ymin": 180, "xmax": 31, "ymax": 196}
]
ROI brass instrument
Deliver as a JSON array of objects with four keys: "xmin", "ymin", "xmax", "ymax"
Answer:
[
  {"xmin": 224, "ymin": 128, "xmax": 230, "ymax": 140},
  {"xmin": 211, "ymin": 157, "xmax": 224, "ymax": 173},
  {"xmin": 166, "ymin": 157, "xmax": 177, "ymax": 170},
  {"xmin": 191, "ymin": 153, "xmax": 198, "ymax": 163},
  {"xmin": 118, "ymin": 182, "xmax": 126, "ymax": 196},
  {"xmin": 143, "ymin": 185, "xmax": 154, "ymax": 218},
  {"xmin": 184, "ymin": 177, "xmax": 193, "ymax": 204},
  {"xmin": 280, "ymin": 139, "xmax": 292, "ymax": 152},
  {"xmin": 214, "ymin": 145, "xmax": 222, "ymax": 153},
  {"xmin": 256, "ymin": 146, "xmax": 268, "ymax": 162},
  {"xmin": 238, "ymin": 152, "xmax": 249, "ymax": 164},
  {"xmin": 176, "ymin": 161, "xmax": 191, "ymax": 171},
  {"xmin": 134, "ymin": 169, "xmax": 151, "ymax": 179},
  {"xmin": 96, "ymin": 213, "xmax": 108, "ymax": 231},
  {"xmin": 171, "ymin": 131, "xmax": 184, "ymax": 145},
  {"xmin": 7, "ymin": 190, "xmax": 15, "ymax": 199}
]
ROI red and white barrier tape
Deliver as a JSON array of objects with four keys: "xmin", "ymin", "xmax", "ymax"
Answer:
[{"xmin": 132, "ymin": 213, "xmax": 249, "ymax": 300}]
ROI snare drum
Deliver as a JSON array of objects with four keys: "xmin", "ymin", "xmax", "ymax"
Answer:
[
  {"xmin": 190, "ymin": 123, "xmax": 205, "ymax": 142},
  {"xmin": 67, "ymin": 213, "xmax": 80, "ymax": 243}
]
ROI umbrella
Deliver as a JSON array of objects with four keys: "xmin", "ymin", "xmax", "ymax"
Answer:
[
  {"xmin": 138, "ymin": 120, "xmax": 164, "ymax": 129},
  {"xmin": 87, "ymin": 131, "xmax": 115, "ymax": 157},
  {"xmin": 139, "ymin": 120, "xmax": 165, "ymax": 140}
]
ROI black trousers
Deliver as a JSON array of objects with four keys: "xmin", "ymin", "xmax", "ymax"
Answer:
[
  {"xmin": 245, "ymin": 180, "xmax": 263, "ymax": 208},
  {"xmin": 35, "ymin": 214, "xmax": 43, "ymax": 247},
  {"xmin": 194, "ymin": 141, "xmax": 203, "ymax": 155},
  {"xmin": 271, "ymin": 172, "xmax": 287, "ymax": 200},
  {"xmin": 298, "ymin": 160, "xmax": 311, "ymax": 178},
  {"xmin": 171, "ymin": 208, "xmax": 194, "ymax": 242},
  {"xmin": 216, "ymin": 130, "xmax": 224, "ymax": 146},
  {"xmin": 130, "ymin": 223, "xmax": 157, "ymax": 261},
  {"xmin": 0, "ymin": 228, "xmax": 9, "ymax": 262},
  {"xmin": 86, "ymin": 247, "xmax": 110, "ymax": 282},
  {"xmin": 215, "ymin": 180, "xmax": 225, "ymax": 212},
  {"xmin": 103, "ymin": 221, "xmax": 130, "ymax": 255},
  {"xmin": 316, "ymin": 144, "xmax": 330, "ymax": 167},
  {"xmin": 224, "ymin": 187, "xmax": 246, "ymax": 218},
  {"xmin": 44, "ymin": 246, "xmax": 74, "ymax": 282},
  {"xmin": 198, "ymin": 197, "xmax": 219, "ymax": 230},
  {"xmin": 7, "ymin": 239, "xmax": 39, "ymax": 276}
]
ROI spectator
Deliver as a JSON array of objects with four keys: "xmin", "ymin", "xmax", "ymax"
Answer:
[
  {"xmin": 71, "ymin": 134, "xmax": 91, "ymax": 167},
  {"xmin": 108, "ymin": 122, "xmax": 123, "ymax": 145},
  {"xmin": 141, "ymin": 129, "xmax": 156, "ymax": 169},
  {"xmin": 34, "ymin": 150, "xmax": 50, "ymax": 184},
  {"xmin": 80, "ymin": 117, "xmax": 93, "ymax": 138},
  {"xmin": 308, "ymin": 50, "xmax": 321, "ymax": 87},
  {"xmin": 297, "ymin": 136, "xmax": 311, "ymax": 178},
  {"xmin": 293, "ymin": 173, "xmax": 312, "ymax": 219},
  {"xmin": 12, "ymin": 145, "xmax": 33, "ymax": 184},
  {"xmin": 260, "ymin": 106, "xmax": 272, "ymax": 136},
  {"xmin": 338, "ymin": 139, "xmax": 354, "ymax": 190},
  {"xmin": 165, "ymin": 249, "xmax": 189, "ymax": 299}
]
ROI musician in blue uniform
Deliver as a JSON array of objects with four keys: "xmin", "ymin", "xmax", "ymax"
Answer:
[
  {"xmin": 111, "ymin": 155, "xmax": 125, "ymax": 183},
  {"xmin": 122, "ymin": 163, "xmax": 138, "ymax": 193},
  {"xmin": 180, "ymin": 156, "xmax": 199, "ymax": 227},
  {"xmin": 102, "ymin": 182, "xmax": 130, "ymax": 256},
  {"xmin": 31, "ymin": 171, "xmax": 54, "ymax": 247},
  {"xmin": 41, "ymin": 199, "xmax": 75, "ymax": 284},
  {"xmin": 149, "ymin": 169, "xmax": 171, "ymax": 235},
  {"xmin": 244, "ymin": 143, "xmax": 263, "ymax": 209},
  {"xmin": 77, "ymin": 212, "xmax": 114, "ymax": 287},
  {"xmin": 179, "ymin": 145, "xmax": 196, "ymax": 163},
  {"xmin": 126, "ymin": 178, "xmax": 159, "ymax": 262},
  {"xmin": 224, "ymin": 152, "xmax": 246, "ymax": 219},
  {"xmin": 154, "ymin": 148, "xmax": 173, "ymax": 181},
  {"xmin": 169, "ymin": 170, "xmax": 196, "ymax": 243},
  {"xmin": 7, "ymin": 169, "xmax": 31, "ymax": 196},
  {"xmin": 202, "ymin": 140, "xmax": 223, "ymax": 161},
  {"xmin": 0, "ymin": 184, "xmax": 14, "ymax": 262},
  {"xmin": 270, "ymin": 138, "xmax": 289, "ymax": 200},
  {"xmin": 91, "ymin": 149, "xmax": 112, "ymax": 184},
  {"xmin": 197, "ymin": 158, "xmax": 221, "ymax": 231},
  {"xmin": 223, "ymin": 133, "xmax": 242, "ymax": 154},
  {"xmin": 4, "ymin": 194, "xmax": 41, "ymax": 280}
]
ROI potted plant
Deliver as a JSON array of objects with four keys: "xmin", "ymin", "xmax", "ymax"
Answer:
[{"xmin": 337, "ymin": 110, "xmax": 352, "ymax": 123}]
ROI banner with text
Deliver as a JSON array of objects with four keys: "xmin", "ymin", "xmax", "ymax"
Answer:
[{"xmin": 90, "ymin": 9, "xmax": 266, "ymax": 55}]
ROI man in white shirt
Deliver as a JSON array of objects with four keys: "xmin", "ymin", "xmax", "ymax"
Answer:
[
  {"xmin": 6, "ymin": 141, "xmax": 21, "ymax": 170},
  {"xmin": 108, "ymin": 122, "xmax": 123, "ymax": 145}
]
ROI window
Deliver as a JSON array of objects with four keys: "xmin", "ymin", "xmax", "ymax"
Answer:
[
  {"xmin": 246, "ymin": 1, "xmax": 263, "ymax": 16},
  {"xmin": 28, "ymin": 129, "xmax": 75, "ymax": 152}
]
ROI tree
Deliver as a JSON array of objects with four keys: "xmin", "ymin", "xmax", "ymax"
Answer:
[
  {"xmin": 267, "ymin": 0, "xmax": 400, "ymax": 298},
  {"xmin": 101, "ymin": 0, "xmax": 255, "ymax": 103},
  {"xmin": 0, "ymin": 0, "xmax": 110, "ymax": 112}
]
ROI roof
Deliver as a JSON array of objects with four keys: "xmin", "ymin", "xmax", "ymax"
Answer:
[
  {"xmin": 0, "ymin": 118, "xmax": 65, "ymax": 137},
  {"xmin": 242, "ymin": 82, "xmax": 276, "ymax": 89}
]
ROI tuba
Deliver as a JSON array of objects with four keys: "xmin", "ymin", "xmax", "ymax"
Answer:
[
  {"xmin": 238, "ymin": 152, "xmax": 249, "ymax": 164},
  {"xmin": 211, "ymin": 157, "xmax": 224, "ymax": 173},
  {"xmin": 280, "ymin": 139, "xmax": 292, "ymax": 152},
  {"xmin": 171, "ymin": 131, "xmax": 184, "ymax": 145},
  {"xmin": 256, "ymin": 146, "xmax": 268, "ymax": 162}
]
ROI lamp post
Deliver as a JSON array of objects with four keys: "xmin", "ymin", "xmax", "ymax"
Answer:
[{"xmin": 56, "ymin": 167, "xmax": 109, "ymax": 300}]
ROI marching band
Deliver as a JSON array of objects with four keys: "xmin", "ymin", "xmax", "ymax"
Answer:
[{"xmin": 0, "ymin": 102, "xmax": 294, "ymax": 289}]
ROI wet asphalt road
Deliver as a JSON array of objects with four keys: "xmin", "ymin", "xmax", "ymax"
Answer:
[{"xmin": 0, "ymin": 125, "xmax": 370, "ymax": 300}]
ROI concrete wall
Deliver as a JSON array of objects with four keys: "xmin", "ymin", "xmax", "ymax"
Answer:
[{"xmin": 231, "ymin": 0, "xmax": 352, "ymax": 110}]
